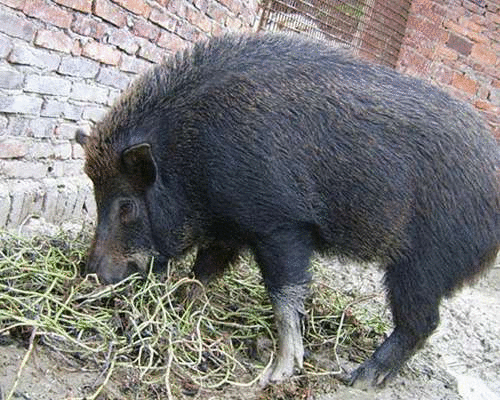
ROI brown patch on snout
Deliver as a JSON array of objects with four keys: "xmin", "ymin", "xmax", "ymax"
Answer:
[{"xmin": 84, "ymin": 239, "xmax": 154, "ymax": 285}]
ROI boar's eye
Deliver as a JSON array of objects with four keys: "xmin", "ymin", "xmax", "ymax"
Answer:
[{"xmin": 119, "ymin": 200, "xmax": 137, "ymax": 224}]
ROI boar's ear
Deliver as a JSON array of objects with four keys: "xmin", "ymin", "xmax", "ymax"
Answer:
[
  {"xmin": 75, "ymin": 129, "xmax": 89, "ymax": 147},
  {"xmin": 121, "ymin": 143, "xmax": 157, "ymax": 188}
]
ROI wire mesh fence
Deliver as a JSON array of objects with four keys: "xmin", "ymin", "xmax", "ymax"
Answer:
[{"xmin": 257, "ymin": 0, "xmax": 412, "ymax": 67}]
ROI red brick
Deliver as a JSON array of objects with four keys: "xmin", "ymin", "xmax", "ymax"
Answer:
[
  {"xmin": 71, "ymin": 15, "xmax": 108, "ymax": 40},
  {"xmin": 108, "ymin": 28, "xmax": 140, "ymax": 54},
  {"xmin": 470, "ymin": 44, "xmax": 497, "ymax": 66},
  {"xmin": 82, "ymin": 41, "xmax": 121, "ymax": 65},
  {"xmin": 466, "ymin": 30, "xmax": 489, "ymax": 44},
  {"xmin": 412, "ymin": 0, "xmax": 447, "ymax": 24},
  {"xmin": 487, "ymin": 11, "xmax": 500, "ymax": 25},
  {"xmin": 35, "ymin": 30, "xmax": 73, "ymax": 53},
  {"xmin": 54, "ymin": 0, "xmax": 92, "ymax": 12},
  {"xmin": 94, "ymin": 0, "xmax": 127, "ymax": 27},
  {"xmin": 133, "ymin": 19, "xmax": 160, "ymax": 40},
  {"xmin": 474, "ymin": 99, "xmax": 497, "ymax": 112},
  {"xmin": 408, "ymin": 14, "xmax": 447, "ymax": 42},
  {"xmin": 113, "ymin": 0, "xmax": 150, "ymax": 16},
  {"xmin": 150, "ymin": 8, "xmax": 177, "ymax": 31},
  {"xmin": 452, "ymin": 73, "xmax": 478, "ymax": 95},
  {"xmin": 444, "ymin": 19, "xmax": 469, "ymax": 37},
  {"xmin": 24, "ymin": 0, "xmax": 73, "ymax": 29},
  {"xmin": 459, "ymin": 16, "xmax": 483, "ymax": 33},
  {"xmin": 0, "ymin": 0, "xmax": 25, "ymax": 9},
  {"xmin": 435, "ymin": 44, "xmax": 458, "ymax": 61},
  {"xmin": 192, "ymin": 11, "xmax": 212, "ymax": 33},
  {"xmin": 157, "ymin": 31, "xmax": 187, "ymax": 53}
]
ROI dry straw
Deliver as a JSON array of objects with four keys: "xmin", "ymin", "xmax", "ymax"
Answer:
[{"xmin": 0, "ymin": 231, "xmax": 387, "ymax": 399}]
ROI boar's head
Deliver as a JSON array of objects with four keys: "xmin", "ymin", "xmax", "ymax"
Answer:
[{"xmin": 76, "ymin": 128, "xmax": 165, "ymax": 284}]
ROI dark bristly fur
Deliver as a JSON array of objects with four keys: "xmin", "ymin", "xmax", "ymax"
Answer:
[{"xmin": 76, "ymin": 33, "xmax": 500, "ymax": 388}]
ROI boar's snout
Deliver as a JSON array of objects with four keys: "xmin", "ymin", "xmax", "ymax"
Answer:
[{"xmin": 83, "ymin": 241, "xmax": 152, "ymax": 285}]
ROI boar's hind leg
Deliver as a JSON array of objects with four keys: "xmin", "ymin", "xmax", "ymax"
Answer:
[
  {"xmin": 253, "ymin": 227, "xmax": 313, "ymax": 385},
  {"xmin": 192, "ymin": 241, "xmax": 241, "ymax": 284},
  {"xmin": 349, "ymin": 252, "xmax": 441, "ymax": 388}
]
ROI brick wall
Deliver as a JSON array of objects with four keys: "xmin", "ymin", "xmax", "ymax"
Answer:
[
  {"xmin": 0, "ymin": 0, "xmax": 258, "ymax": 230},
  {"xmin": 397, "ymin": 0, "xmax": 500, "ymax": 139}
]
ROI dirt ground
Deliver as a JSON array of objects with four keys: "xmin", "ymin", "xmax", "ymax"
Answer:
[{"xmin": 1, "ymin": 256, "xmax": 499, "ymax": 400}]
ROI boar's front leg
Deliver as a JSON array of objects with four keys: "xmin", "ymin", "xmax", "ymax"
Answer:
[
  {"xmin": 192, "ymin": 241, "xmax": 242, "ymax": 284},
  {"xmin": 253, "ymin": 227, "xmax": 313, "ymax": 385}
]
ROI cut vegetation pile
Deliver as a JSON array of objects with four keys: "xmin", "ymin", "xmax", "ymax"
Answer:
[{"xmin": 0, "ymin": 231, "xmax": 388, "ymax": 399}]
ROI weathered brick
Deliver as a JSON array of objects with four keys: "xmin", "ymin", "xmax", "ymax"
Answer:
[
  {"xmin": 82, "ymin": 41, "xmax": 122, "ymax": 65},
  {"xmin": 150, "ymin": 8, "xmax": 177, "ymax": 31},
  {"xmin": 435, "ymin": 44, "xmax": 458, "ymax": 61},
  {"xmin": 490, "ymin": 88, "xmax": 500, "ymax": 107},
  {"xmin": 71, "ymin": 15, "xmax": 108, "ymax": 40},
  {"xmin": 108, "ymin": 29, "xmax": 140, "ymax": 54},
  {"xmin": 190, "ymin": 10, "xmax": 212, "ymax": 32},
  {"xmin": 97, "ymin": 67, "xmax": 131, "ymax": 89},
  {"xmin": 24, "ymin": 0, "xmax": 73, "ymax": 29},
  {"xmin": 58, "ymin": 56, "xmax": 100, "ymax": 78},
  {"xmin": 0, "ymin": 182, "xmax": 10, "ymax": 228},
  {"xmin": 206, "ymin": 2, "xmax": 227, "ymax": 22},
  {"xmin": 120, "ymin": 54, "xmax": 151, "ymax": 74},
  {"xmin": 2, "ymin": 117, "xmax": 30, "ymax": 137},
  {"xmin": 4, "ymin": 181, "xmax": 45, "ymax": 227},
  {"xmin": 225, "ymin": 16, "xmax": 243, "ymax": 31},
  {"xmin": 157, "ymin": 31, "xmax": 187, "ymax": 53},
  {"xmin": 1, "ymin": 160, "xmax": 48, "ymax": 179},
  {"xmin": 443, "ymin": 19, "xmax": 469, "ymax": 37},
  {"xmin": 175, "ymin": 22, "xmax": 198, "ymax": 41},
  {"xmin": 114, "ymin": 0, "xmax": 150, "ymax": 16},
  {"xmin": 0, "ymin": 11, "xmax": 36, "ymax": 41},
  {"xmin": 0, "ymin": 138, "xmax": 28, "ymax": 158},
  {"xmin": 35, "ymin": 30, "xmax": 74, "ymax": 53},
  {"xmin": 133, "ymin": 19, "xmax": 160, "ymax": 40},
  {"xmin": 193, "ymin": 0, "xmax": 209, "ymax": 13},
  {"xmin": 41, "ymin": 99, "xmax": 82, "ymax": 121},
  {"xmin": 137, "ymin": 38, "xmax": 164, "ymax": 63},
  {"xmin": 8, "ymin": 44, "xmax": 61, "ymax": 70},
  {"xmin": 452, "ymin": 72, "xmax": 478, "ymax": 95},
  {"xmin": 0, "ymin": 115, "xmax": 7, "ymax": 131},
  {"xmin": 0, "ymin": 0, "xmax": 25, "ymax": 9},
  {"xmin": 82, "ymin": 105, "xmax": 108, "ymax": 122},
  {"xmin": 474, "ymin": 99, "xmax": 498, "ymax": 112},
  {"xmin": 54, "ymin": 122, "xmax": 84, "ymax": 140},
  {"xmin": 30, "ymin": 140, "xmax": 72, "ymax": 160},
  {"xmin": 25, "ymin": 74, "xmax": 72, "ymax": 96},
  {"xmin": 459, "ymin": 16, "xmax": 483, "ymax": 33},
  {"xmin": 53, "ymin": 0, "xmax": 92, "ymax": 13},
  {"xmin": 0, "ymin": 95, "xmax": 43, "ymax": 115},
  {"xmin": 466, "ymin": 29, "xmax": 490, "ymax": 44},
  {"xmin": 94, "ymin": 0, "xmax": 127, "ymax": 27},
  {"xmin": 470, "ymin": 44, "xmax": 497, "ymax": 65},
  {"xmin": 72, "ymin": 142, "xmax": 85, "ymax": 159},
  {"xmin": 446, "ymin": 33, "xmax": 473, "ymax": 56},
  {"xmin": 107, "ymin": 88, "xmax": 121, "ymax": 105},
  {"xmin": 71, "ymin": 82, "xmax": 109, "ymax": 103},
  {"xmin": 0, "ymin": 34, "xmax": 12, "ymax": 58},
  {"xmin": 29, "ymin": 117, "xmax": 56, "ymax": 138},
  {"xmin": 0, "ymin": 67, "xmax": 24, "ymax": 89}
]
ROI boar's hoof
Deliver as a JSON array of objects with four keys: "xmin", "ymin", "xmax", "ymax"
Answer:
[
  {"xmin": 347, "ymin": 358, "xmax": 396, "ymax": 389},
  {"xmin": 259, "ymin": 354, "xmax": 300, "ymax": 387}
]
